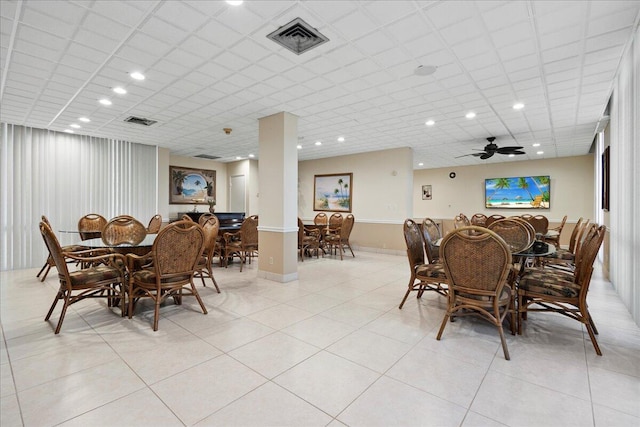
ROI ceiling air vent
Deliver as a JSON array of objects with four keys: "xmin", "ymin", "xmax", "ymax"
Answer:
[
  {"xmin": 195, "ymin": 154, "xmax": 220, "ymax": 160},
  {"xmin": 124, "ymin": 116, "xmax": 157, "ymax": 126},
  {"xmin": 266, "ymin": 17, "xmax": 329, "ymax": 55}
]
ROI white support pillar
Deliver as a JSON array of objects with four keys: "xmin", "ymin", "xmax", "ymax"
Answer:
[{"xmin": 257, "ymin": 112, "xmax": 299, "ymax": 282}]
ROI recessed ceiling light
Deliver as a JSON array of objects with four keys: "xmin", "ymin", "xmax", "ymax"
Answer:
[
  {"xmin": 99, "ymin": 98, "xmax": 112, "ymax": 106},
  {"xmin": 532, "ymin": 143, "xmax": 540, "ymax": 147},
  {"xmin": 226, "ymin": 0, "xmax": 243, "ymax": 4},
  {"xmin": 113, "ymin": 87, "xmax": 127, "ymax": 95},
  {"xmin": 337, "ymin": 136, "xmax": 345, "ymax": 142},
  {"xmin": 63, "ymin": 129, "xmax": 74, "ymax": 133},
  {"xmin": 508, "ymin": 154, "xmax": 515, "ymax": 157},
  {"xmin": 70, "ymin": 124, "xmax": 80, "ymax": 128},
  {"xmin": 425, "ymin": 120, "xmax": 435, "ymax": 126},
  {"xmin": 248, "ymin": 154, "xmax": 255, "ymax": 158},
  {"xmin": 235, "ymin": 156, "xmax": 242, "ymax": 160},
  {"xmin": 414, "ymin": 65, "xmax": 437, "ymax": 76},
  {"xmin": 537, "ymin": 151, "xmax": 544, "ymax": 155},
  {"xmin": 465, "ymin": 112, "xmax": 476, "ymax": 119},
  {"xmin": 315, "ymin": 141, "xmax": 322, "ymax": 146},
  {"xmin": 513, "ymin": 103, "xmax": 525, "ymax": 110},
  {"xmin": 130, "ymin": 72, "xmax": 145, "ymax": 80},
  {"xmin": 297, "ymin": 145, "xmax": 302, "ymax": 149},
  {"xmin": 78, "ymin": 117, "xmax": 90, "ymax": 122},
  {"xmin": 418, "ymin": 162, "xmax": 424, "ymax": 166}
]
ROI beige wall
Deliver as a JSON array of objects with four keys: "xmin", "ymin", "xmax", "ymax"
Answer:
[
  {"xmin": 413, "ymin": 155, "xmax": 595, "ymax": 236},
  {"xmin": 161, "ymin": 151, "xmax": 228, "ymax": 220}
]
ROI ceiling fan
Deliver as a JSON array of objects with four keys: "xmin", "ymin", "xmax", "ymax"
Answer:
[{"xmin": 457, "ymin": 137, "xmax": 525, "ymax": 160}]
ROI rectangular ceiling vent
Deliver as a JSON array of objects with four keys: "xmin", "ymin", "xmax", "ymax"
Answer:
[
  {"xmin": 124, "ymin": 116, "xmax": 157, "ymax": 126},
  {"xmin": 267, "ymin": 17, "xmax": 329, "ymax": 55},
  {"xmin": 195, "ymin": 154, "xmax": 221, "ymax": 160}
]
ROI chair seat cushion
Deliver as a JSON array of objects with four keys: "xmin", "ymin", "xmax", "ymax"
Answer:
[
  {"xmin": 416, "ymin": 263, "xmax": 446, "ymax": 280},
  {"xmin": 68, "ymin": 265, "xmax": 122, "ymax": 287},
  {"xmin": 519, "ymin": 268, "xmax": 579, "ymax": 298},
  {"xmin": 131, "ymin": 269, "xmax": 192, "ymax": 285},
  {"xmin": 545, "ymin": 249, "xmax": 575, "ymax": 261}
]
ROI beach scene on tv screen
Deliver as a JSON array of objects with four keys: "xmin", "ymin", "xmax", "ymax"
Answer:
[{"xmin": 485, "ymin": 176, "xmax": 550, "ymax": 209}]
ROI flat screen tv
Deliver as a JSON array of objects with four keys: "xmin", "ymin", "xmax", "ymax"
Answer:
[{"xmin": 485, "ymin": 176, "xmax": 550, "ymax": 209}]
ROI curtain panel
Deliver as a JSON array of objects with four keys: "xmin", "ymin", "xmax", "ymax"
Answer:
[{"xmin": 1, "ymin": 123, "xmax": 157, "ymax": 270}]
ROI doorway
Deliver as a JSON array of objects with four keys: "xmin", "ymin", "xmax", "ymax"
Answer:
[{"xmin": 230, "ymin": 175, "xmax": 246, "ymax": 212}]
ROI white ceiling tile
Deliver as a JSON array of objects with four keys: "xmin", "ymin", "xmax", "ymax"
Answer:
[
  {"xmin": 332, "ymin": 10, "xmax": 378, "ymax": 41},
  {"xmin": 362, "ymin": 0, "xmax": 417, "ymax": 26},
  {"xmin": 302, "ymin": 1, "xmax": 358, "ymax": 22},
  {"xmin": 352, "ymin": 31, "xmax": 396, "ymax": 56},
  {"xmin": 439, "ymin": 17, "xmax": 486, "ymax": 46},
  {"xmin": 89, "ymin": 0, "xmax": 149, "ymax": 27},
  {"xmin": 481, "ymin": 1, "xmax": 530, "ymax": 26},
  {"xmin": 497, "ymin": 39, "xmax": 537, "ymax": 61},
  {"xmin": 451, "ymin": 37, "xmax": 493, "ymax": 59},
  {"xmin": 535, "ymin": 3, "xmax": 586, "ymax": 34},
  {"xmin": 384, "ymin": 14, "xmax": 431, "ymax": 43},
  {"xmin": 541, "ymin": 43, "xmax": 581, "ymax": 64},
  {"xmin": 425, "ymin": 1, "xmax": 479, "ymax": 29},
  {"xmin": 82, "ymin": 12, "xmax": 131, "ymax": 39},
  {"xmin": 586, "ymin": 28, "xmax": 633, "ymax": 52},
  {"xmin": 155, "ymin": 1, "xmax": 209, "ymax": 32}
]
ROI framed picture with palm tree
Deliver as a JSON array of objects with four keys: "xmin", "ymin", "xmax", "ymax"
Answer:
[
  {"xmin": 485, "ymin": 176, "xmax": 550, "ymax": 209},
  {"xmin": 314, "ymin": 173, "xmax": 352, "ymax": 212},
  {"xmin": 170, "ymin": 166, "xmax": 216, "ymax": 205}
]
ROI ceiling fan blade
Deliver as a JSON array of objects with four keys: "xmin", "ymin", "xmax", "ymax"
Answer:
[
  {"xmin": 496, "ymin": 146, "xmax": 524, "ymax": 154},
  {"xmin": 511, "ymin": 151, "xmax": 526, "ymax": 155},
  {"xmin": 455, "ymin": 153, "xmax": 481, "ymax": 158},
  {"xmin": 480, "ymin": 152, "xmax": 494, "ymax": 160}
]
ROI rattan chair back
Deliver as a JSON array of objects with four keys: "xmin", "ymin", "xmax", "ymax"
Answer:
[
  {"xmin": 201, "ymin": 215, "xmax": 220, "ymax": 258},
  {"xmin": 78, "ymin": 213, "xmax": 107, "ymax": 240},
  {"xmin": 453, "ymin": 213, "xmax": 470, "ymax": 229},
  {"xmin": 151, "ymin": 220, "xmax": 205, "ymax": 278},
  {"xmin": 102, "ymin": 215, "xmax": 147, "ymax": 245},
  {"xmin": 470, "ymin": 214, "xmax": 487, "ymax": 227},
  {"xmin": 568, "ymin": 217, "xmax": 588, "ymax": 253},
  {"xmin": 421, "ymin": 217, "xmax": 441, "ymax": 263},
  {"xmin": 147, "ymin": 214, "xmax": 162, "ymax": 233},
  {"xmin": 485, "ymin": 214, "xmax": 506, "ymax": 227},
  {"xmin": 329, "ymin": 213, "xmax": 343, "ymax": 229},
  {"xmin": 314, "ymin": 212, "xmax": 328, "ymax": 226},
  {"xmin": 488, "ymin": 218, "xmax": 533, "ymax": 253},
  {"xmin": 198, "ymin": 213, "xmax": 215, "ymax": 225},
  {"xmin": 404, "ymin": 219, "xmax": 427, "ymax": 269},
  {"xmin": 526, "ymin": 215, "xmax": 549, "ymax": 235},
  {"xmin": 181, "ymin": 214, "xmax": 194, "ymax": 222}
]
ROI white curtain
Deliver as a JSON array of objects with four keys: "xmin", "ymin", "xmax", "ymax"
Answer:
[
  {"xmin": 608, "ymin": 25, "xmax": 640, "ymax": 326},
  {"xmin": 0, "ymin": 123, "xmax": 157, "ymax": 270}
]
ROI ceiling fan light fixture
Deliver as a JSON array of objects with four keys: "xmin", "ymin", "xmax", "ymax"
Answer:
[{"xmin": 414, "ymin": 65, "xmax": 437, "ymax": 76}]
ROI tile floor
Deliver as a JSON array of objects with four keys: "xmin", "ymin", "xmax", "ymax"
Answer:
[{"xmin": 1, "ymin": 251, "xmax": 639, "ymax": 426}]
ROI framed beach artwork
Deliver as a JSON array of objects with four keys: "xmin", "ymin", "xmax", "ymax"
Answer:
[
  {"xmin": 169, "ymin": 166, "xmax": 216, "ymax": 205},
  {"xmin": 485, "ymin": 176, "xmax": 550, "ymax": 209},
  {"xmin": 314, "ymin": 173, "xmax": 352, "ymax": 212}
]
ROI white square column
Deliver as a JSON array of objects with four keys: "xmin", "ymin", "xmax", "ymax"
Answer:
[{"xmin": 257, "ymin": 112, "xmax": 299, "ymax": 282}]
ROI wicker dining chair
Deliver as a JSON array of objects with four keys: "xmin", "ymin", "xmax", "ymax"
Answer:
[
  {"xmin": 195, "ymin": 215, "xmax": 221, "ymax": 292},
  {"xmin": 398, "ymin": 219, "xmax": 447, "ymax": 309},
  {"xmin": 146, "ymin": 214, "xmax": 162, "ymax": 233},
  {"xmin": 223, "ymin": 215, "xmax": 259, "ymax": 271},
  {"xmin": 77, "ymin": 213, "xmax": 107, "ymax": 240},
  {"xmin": 298, "ymin": 217, "xmax": 322, "ymax": 261},
  {"xmin": 126, "ymin": 220, "xmax": 207, "ymax": 331},
  {"xmin": 436, "ymin": 226, "xmax": 516, "ymax": 360},
  {"xmin": 325, "ymin": 214, "xmax": 355, "ymax": 260},
  {"xmin": 37, "ymin": 215, "xmax": 87, "ymax": 282},
  {"xmin": 198, "ymin": 213, "xmax": 215, "ymax": 225},
  {"xmin": 542, "ymin": 217, "xmax": 589, "ymax": 271},
  {"xmin": 40, "ymin": 221, "xmax": 127, "ymax": 333},
  {"xmin": 517, "ymin": 224, "xmax": 606, "ymax": 355},
  {"xmin": 526, "ymin": 214, "xmax": 549, "ymax": 236},
  {"xmin": 453, "ymin": 213, "xmax": 470, "ymax": 229},
  {"xmin": 487, "ymin": 218, "xmax": 533, "ymax": 254},
  {"xmin": 313, "ymin": 212, "xmax": 328, "ymax": 227}
]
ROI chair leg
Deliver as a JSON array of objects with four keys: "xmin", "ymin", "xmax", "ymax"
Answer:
[
  {"xmin": 208, "ymin": 264, "xmax": 220, "ymax": 293},
  {"xmin": 497, "ymin": 324, "xmax": 511, "ymax": 360},
  {"xmin": 436, "ymin": 311, "xmax": 450, "ymax": 340},
  {"xmin": 398, "ymin": 287, "xmax": 412, "ymax": 309},
  {"xmin": 53, "ymin": 294, "xmax": 72, "ymax": 334},
  {"xmin": 190, "ymin": 281, "xmax": 208, "ymax": 315},
  {"xmin": 153, "ymin": 299, "xmax": 161, "ymax": 331},
  {"xmin": 585, "ymin": 320, "xmax": 602, "ymax": 355}
]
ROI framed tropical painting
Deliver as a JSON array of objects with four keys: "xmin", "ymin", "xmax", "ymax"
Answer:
[
  {"xmin": 314, "ymin": 173, "xmax": 352, "ymax": 212},
  {"xmin": 485, "ymin": 176, "xmax": 550, "ymax": 209},
  {"xmin": 169, "ymin": 166, "xmax": 216, "ymax": 205}
]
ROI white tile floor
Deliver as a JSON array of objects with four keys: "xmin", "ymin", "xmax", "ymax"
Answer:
[{"xmin": 1, "ymin": 252, "xmax": 639, "ymax": 426}]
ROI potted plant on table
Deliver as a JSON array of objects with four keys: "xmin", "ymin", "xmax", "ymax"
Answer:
[{"xmin": 207, "ymin": 198, "xmax": 216, "ymax": 213}]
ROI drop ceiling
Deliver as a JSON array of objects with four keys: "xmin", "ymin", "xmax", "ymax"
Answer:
[{"xmin": 1, "ymin": 0, "xmax": 638, "ymax": 169}]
